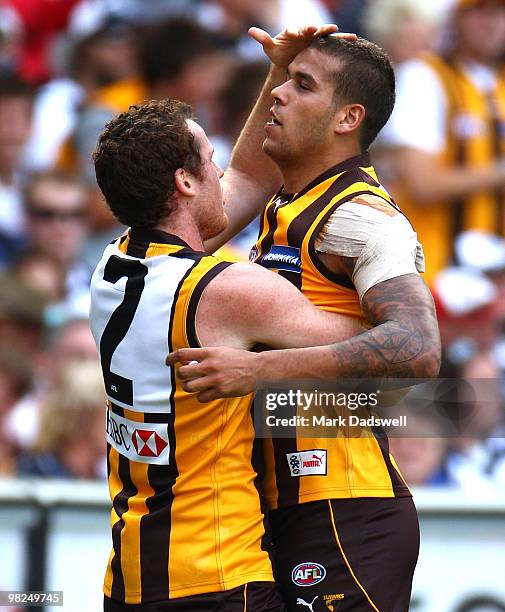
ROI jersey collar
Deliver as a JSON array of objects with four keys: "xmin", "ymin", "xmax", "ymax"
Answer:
[
  {"xmin": 280, "ymin": 151, "xmax": 372, "ymax": 200},
  {"xmin": 129, "ymin": 227, "xmax": 192, "ymax": 249}
]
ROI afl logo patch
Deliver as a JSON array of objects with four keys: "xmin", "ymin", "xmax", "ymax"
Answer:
[{"xmin": 292, "ymin": 562, "xmax": 326, "ymax": 587}]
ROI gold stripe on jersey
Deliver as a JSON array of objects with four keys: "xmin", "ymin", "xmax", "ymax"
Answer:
[
  {"xmin": 168, "ymin": 256, "xmax": 271, "ymax": 597},
  {"xmin": 252, "ymin": 153, "xmax": 411, "ymax": 509},
  {"xmin": 392, "ymin": 53, "xmax": 505, "ymax": 283},
  {"xmin": 103, "ymin": 229, "xmax": 273, "ymax": 604}
]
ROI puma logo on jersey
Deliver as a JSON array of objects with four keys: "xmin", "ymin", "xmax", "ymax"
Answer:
[
  {"xmin": 287, "ymin": 450, "xmax": 327, "ymax": 476},
  {"xmin": 297, "ymin": 596, "xmax": 318, "ymax": 612}
]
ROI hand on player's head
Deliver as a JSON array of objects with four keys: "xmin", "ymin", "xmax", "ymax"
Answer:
[{"xmin": 248, "ymin": 24, "xmax": 357, "ymax": 69}]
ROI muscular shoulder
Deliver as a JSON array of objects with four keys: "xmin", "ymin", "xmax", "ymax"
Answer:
[
  {"xmin": 317, "ymin": 195, "xmax": 410, "ymax": 254},
  {"xmin": 195, "ymin": 263, "xmax": 287, "ymax": 345}
]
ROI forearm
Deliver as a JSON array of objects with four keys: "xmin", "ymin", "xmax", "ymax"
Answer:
[
  {"xmin": 400, "ymin": 150, "xmax": 505, "ymax": 204},
  {"xmin": 256, "ymin": 320, "xmax": 440, "ymax": 380},
  {"xmin": 228, "ymin": 64, "xmax": 285, "ymax": 191},
  {"xmin": 256, "ymin": 275, "xmax": 441, "ymax": 381}
]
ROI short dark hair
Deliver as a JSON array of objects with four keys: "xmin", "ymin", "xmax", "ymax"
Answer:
[
  {"xmin": 139, "ymin": 19, "xmax": 220, "ymax": 87},
  {"xmin": 310, "ymin": 36, "xmax": 395, "ymax": 149},
  {"xmin": 93, "ymin": 99, "xmax": 202, "ymax": 228}
]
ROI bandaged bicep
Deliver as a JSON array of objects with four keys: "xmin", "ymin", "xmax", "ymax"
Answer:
[{"xmin": 316, "ymin": 201, "xmax": 425, "ymax": 300}]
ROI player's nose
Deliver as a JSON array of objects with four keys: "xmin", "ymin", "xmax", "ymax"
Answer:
[{"xmin": 271, "ymin": 82, "xmax": 288, "ymax": 104}]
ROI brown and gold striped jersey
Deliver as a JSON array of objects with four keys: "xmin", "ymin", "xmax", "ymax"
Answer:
[
  {"xmin": 90, "ymin": 228, "xmax": 273, "ymax": 604},
  {"xmin": 250, "ymin": 153, "xmax": 411, "ymax": 509},
  {"xmin": 392, "ymin": 53, "xmax": 505, "ymax": 283}
]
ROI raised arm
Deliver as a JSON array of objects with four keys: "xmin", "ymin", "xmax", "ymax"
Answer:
[{"xmin": 206, "ymin": 25, "xmax": 356, "ymax": 252}]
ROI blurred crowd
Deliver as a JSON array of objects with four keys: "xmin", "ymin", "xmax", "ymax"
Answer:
[{"xmin": 0, "ymin": 0, "xmax": 504, "ymax": 491}]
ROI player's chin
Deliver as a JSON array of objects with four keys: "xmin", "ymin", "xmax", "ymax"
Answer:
[{"xmin": 203, "ymin": 212, "xmax": 228, "ymax": 241}]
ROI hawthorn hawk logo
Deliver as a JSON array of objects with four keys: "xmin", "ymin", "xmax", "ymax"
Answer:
[{"xmin": 132, "ymin": 429, "xmax": 168, "ymax": 457}]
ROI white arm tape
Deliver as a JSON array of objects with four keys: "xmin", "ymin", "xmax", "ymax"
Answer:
[{"xmin": 316, "ymin": 200, "xmax": 425, "ymax": 300}]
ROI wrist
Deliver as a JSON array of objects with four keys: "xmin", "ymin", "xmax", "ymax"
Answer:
[
  {"xmin": 252, "ymin": 350, "xmax": 271, "ymax": 384},
  {"xmin": 268, "ymin": 63, "xmax": 287, "ymax": 80}
]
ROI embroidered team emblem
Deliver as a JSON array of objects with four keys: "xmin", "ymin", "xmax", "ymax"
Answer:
[{"xmin": 323, "ymin": 594, "xmax": 345, "ymax": 610}]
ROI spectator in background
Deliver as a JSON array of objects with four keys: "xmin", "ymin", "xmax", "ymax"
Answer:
[
  {"xmin": 18, "ymin": 360, "xmax": 106, "ymax": 479},
  {"xmin": 388, "ymin": 412, "xmax": 450, "ymax": 485},
  {"xmin": 0, "ymin": 3, "xmax": 23, "ymax": 74},
  {"xmin": 436, "ymin": 346, "xmax": 505, "ymax": 492},
  {"xmin": 0, "ymin": 274, "xmax": 45, "ymax": 353},
  {"xmin": 0, "ymin": 74, "xmax": 32, "ymax": 268},
  {"xmin": 11, "ymin": 249, "xmax": 66, "ymax": 305},
  {"xmin": 381, "ymin": 0, "xmax": 505, "ymax": 284},
  {"xmin": 55, "ymin": 18, "xmax": 230, "ymax": 270},
  {"xmin": 4, "ymin": 0, "xmax": 81, "ymax": 84},
  {"xmin": 196, "ymin": 0, "xmax": 332, "ymax": 59},
  {"xmin": 24, "ymin": 13, "xmax": 139, "ymax": 172},
  {"xmin": 362, "ymin": 0, "xmax": 448, "ymax": 66},
  {"xmin": 65, "ymin": 18, "xmax": 231, "ymax": 186},
  {"xmin": 322, "ymin": 0, "xmax": 368, "ymax": 36},
  {"xmin": 22, "ymin": 170, "xmax": 90, "ymax": 304},
  {"xmin": 6, "ymin": 316, "xmax": 98, "ymax": 452},
  {"xmin": 0, "ymin": 346, "xmax": 33, "ymax": 475}
]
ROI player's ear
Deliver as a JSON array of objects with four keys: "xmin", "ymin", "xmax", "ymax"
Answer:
[
  {"xmin": 334, "ymin": 103, "xmax": 366, "ymax": 137},
  {"xmin": 174, "ymin": 168, "xmax": 197, "ymax": 197}
]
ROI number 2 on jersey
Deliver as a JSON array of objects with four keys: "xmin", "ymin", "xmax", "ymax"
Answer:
[{"xmin": 100, "ymin": 256, "xmax": 148, "ymax": 406}]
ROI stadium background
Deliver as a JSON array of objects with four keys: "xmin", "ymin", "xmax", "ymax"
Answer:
[{"xmin": 0, "ymin": 0, "xmax": 504, "ymax": 610}]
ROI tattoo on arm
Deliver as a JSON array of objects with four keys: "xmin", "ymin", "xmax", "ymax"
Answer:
[{"xmin": 330, "ymin": 263, "xmax": 441, "ymax": 378}]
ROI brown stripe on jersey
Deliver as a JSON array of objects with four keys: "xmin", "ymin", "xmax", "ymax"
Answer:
[
  {"xmin": 274, "ymin": 175, "xmax": 350, "ymax": 291},
  {"xmin": 257, "ymin": 186, "xmax": 283, "ymax": 254},
  {"xmin": 108, "ymin": 236, "xmax": 151, "ymax": 600},
  {"xmin": 284, "ymin": 170, "xmax": 369, "ymax": 291},
  {"xmin": 370, "ymin": 424, "xmax": 411, "ymax": 496},
  {"xmin": 169, "ymin": 249, "xmax": 206, "ymax": 261},
  {"xmin": 488, "ymin": 94, "xmax": 505, "ymax": 234},
  {"xmin": 258, "ymin": 190, "xmax": 293, "ymax": 259},
  {"xmin": 185, "ymin": 261, "xmax": 233, "ymax": 347},
  {"xmin": 269, "ymin": 171, "xmax": 369, "ymax": 504},
  {"xmin": 450, "ymin": 139, "xmax": 467, "ymax": 263},
  {"xmin": 272, "ymin": 437, "xmax": 299, "ymax": 508},
  {"xmin": 307, "ymin": 187, "xmax": 390, "ymax": 289},
  {"xmin": 130, "ymin": 228, "xmax": 192, "ymax": 248},
  {"xmin": 250, "ymin": 424, "xmax": 273, "ymax": 561},
  {"xmin": 139, "ymin": 259, "xmax": 198, "ymax": 602},
  {"xmin": 109, "ymin": 403, "xmax": 139, "ymax": 601},
  {"xmin": 439, "ymin": 57, "xmax": 468, "ymax": 263},
  {"xmin": 126, "ymin": 238, "xmax": 151, "ymax": 258},
  {"xmin": 295, "ymin": 152, "xmax": 373, "ymax": 200}
]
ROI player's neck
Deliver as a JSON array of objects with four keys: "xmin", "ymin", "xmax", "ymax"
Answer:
[
  {"xmin": 155, "ymin": 209, "xmax": 205, "ymax": 252},
  {"xmin": 280, "ymin": 142, "xmax": 362, "ymax": 193}
]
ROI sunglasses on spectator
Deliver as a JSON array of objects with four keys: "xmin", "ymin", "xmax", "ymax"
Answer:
[{"xmin": 29, "ymin": 207, "xmax": 86, "ymax": 222}]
